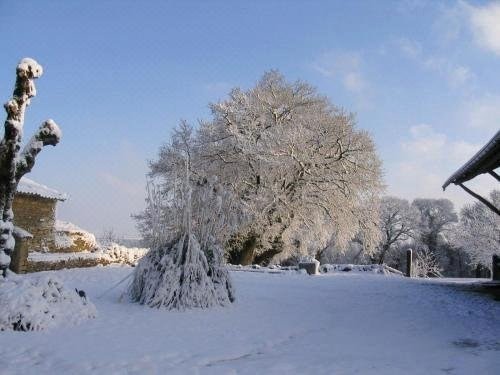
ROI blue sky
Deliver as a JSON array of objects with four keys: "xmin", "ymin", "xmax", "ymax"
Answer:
[{"xmin": 1, "ymin": 0, "xmax": 499, "ymax": 237}]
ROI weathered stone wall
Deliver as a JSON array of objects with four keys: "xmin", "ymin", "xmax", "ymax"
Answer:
[
  {"xmin": 12, "ymin": 194, "xmax": 57, "ymax": 251},
  {"xmin": 27, "ymin": 258, "xmax": 111, "ymax": 273}
]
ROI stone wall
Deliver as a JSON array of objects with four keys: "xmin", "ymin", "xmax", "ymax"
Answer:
[
  {"xmin": 27, "ymin": 258, "xmax": 111, "ymax": 273},
  {"xmin": 12, "ymin": 194, "xmax": 57, "ymax": 251}
]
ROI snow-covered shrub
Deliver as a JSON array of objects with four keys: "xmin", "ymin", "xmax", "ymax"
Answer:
[
  {"xmin": 98, "ymin": 244, "xmax": 148, "ymax": 265},
  {"xmin": 54, "ymin": 231, "xmax": 73, "ymax": 249},
  {"xmin": 0, "ymin": 273, "xmax": 96, "ymax": 331},
  {"xmin": 412, "ymin": 248, "xmax": 442, "ymax": 278},
  {"xmin": 205, "ymin": 239, "xmax": 235, "ymax": 305},
  {"xmin": 129, "ymin": 233, "xmax": 232, "ymax": 310}
]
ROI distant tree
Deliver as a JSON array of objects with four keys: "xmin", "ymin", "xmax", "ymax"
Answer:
[
  {"xmin": 410, "ymin": 198, "xmax": 460, "ymax": 276},
  {"xmin": 99, "ymin": 227, "xmax": 120, "ymax": 246},
  {"xmin": 197, "ymin": 71, "xmax": 383, "ymax": 264},
  {"xmin": 452, "ymin": 190, "xmax": 500, "ymax": 271},
  {"xmin": 412, "ymin": 198, "xmax": 458, "ymax": 253},
  {"xmin": 375, "ymin": 196, "xmax": 419, "ymax": 264},
  {"xmin": 0, "ymin": 58, "xmax": 61, "ymax": 276}
]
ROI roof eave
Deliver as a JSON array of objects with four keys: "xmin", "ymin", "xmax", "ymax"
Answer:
[{"xmin": 443, "ymin": 129, "xmax": 500, "ymax": 190}]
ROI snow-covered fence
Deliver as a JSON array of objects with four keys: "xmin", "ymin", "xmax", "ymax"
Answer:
[
  {"xmin": 320, "ymin": 264, "xmax": 404, "ymax": 276},
  {"xmin": 228, "ymin": 264, "xmax": 289, "ymax": 274},
  {"xmin": 228, "ymin": 263, "xmax": 404, "ymax": 276}
]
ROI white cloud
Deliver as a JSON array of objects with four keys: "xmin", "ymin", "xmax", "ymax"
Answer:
[
  {"xmin": 396, "ymin": 37, "xmax": 474, "ymax": 87},
  {"xmin": 401, "ymin": 124, "xmax": 447, "ymax": 159},
  {"xmin": 386, "ymin": 124, "xmax": 493, "ymax": 209},
  {"xmin": 312, "ymin": 51, "xmax": 368, "ymax": 95},
  {"xmin": 449, "ymin": 140, "xmax": 482, "ymax": 163},
  {"xmin": 438, "ymin": 1, "xmax": 500, "ymax": 56},
  {"xmin": 466, "ymin": 0, "xmax": 500, "ymax": 56},
  {"xmin": 343, "ymin": 72, "xmax": 366, "ymax": 93}
]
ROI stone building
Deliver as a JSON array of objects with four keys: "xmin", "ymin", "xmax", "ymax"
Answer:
[{"xmin": 12, "ymin": 177, "xmax": 67, "ymax": 252}]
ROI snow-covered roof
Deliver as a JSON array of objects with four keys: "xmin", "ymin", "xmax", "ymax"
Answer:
[
  {"xmin": 55, "ymin": 220, "xmax": 88, "ymax": 233},
  {"xmin": 17, "ymin": 177, "xmax": 68, "ymax": 201},
  {"xmin": 443, "ymin": 130, "xmax": 500, "ymax": 190}
]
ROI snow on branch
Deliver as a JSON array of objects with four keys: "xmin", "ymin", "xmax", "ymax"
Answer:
[{"xmin": 16, "ymin": 119, "xmax": 61, "ymax": 179}]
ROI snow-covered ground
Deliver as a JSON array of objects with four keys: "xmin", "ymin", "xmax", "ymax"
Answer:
[{"xmin": 0, "ymin": 266, "xmax": 499, "ymax": 375}]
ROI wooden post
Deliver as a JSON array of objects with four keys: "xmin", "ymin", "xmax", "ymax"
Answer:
[
  {"xmin": 492, "ymin": 254, "xmax": 500, "ymax": 281},
  {"xmin": 406, "ymin": 249, "xmax": 412, "ymax": 277}
]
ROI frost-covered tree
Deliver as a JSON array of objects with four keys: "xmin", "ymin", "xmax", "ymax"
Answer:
[
  {"xmin": 452, "ymin": 190, "xmax": 500, "ymax": 271},
  {"xmin": 129, "ymin": 123, "xmax": 235, "ymax": 309},
  {"xmin": 137, "ymin": 121, "xmax": 243, "ymax": 248},
  {"xmin": 0, "ymin": 58, "xmax": 61, "ymax": 276},
  {"xmin": 410, "ymin": 198, "xmax": 461, "ymax": 276},
  {"xmin": 197, "ymin": 71, "xmax": 383, "ymax": 264},
  {"xmin": 375, "ymin": 197, "xmax": 419, "ymax": 264}
]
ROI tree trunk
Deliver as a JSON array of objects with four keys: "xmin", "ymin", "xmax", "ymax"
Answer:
[
  {"xmin": 378, "ymin": 244, "xmax": 390, "ymax": 264},
  {"xmin": 227, "ymin": 232, "xmax": 259, "ymax": 265}
]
